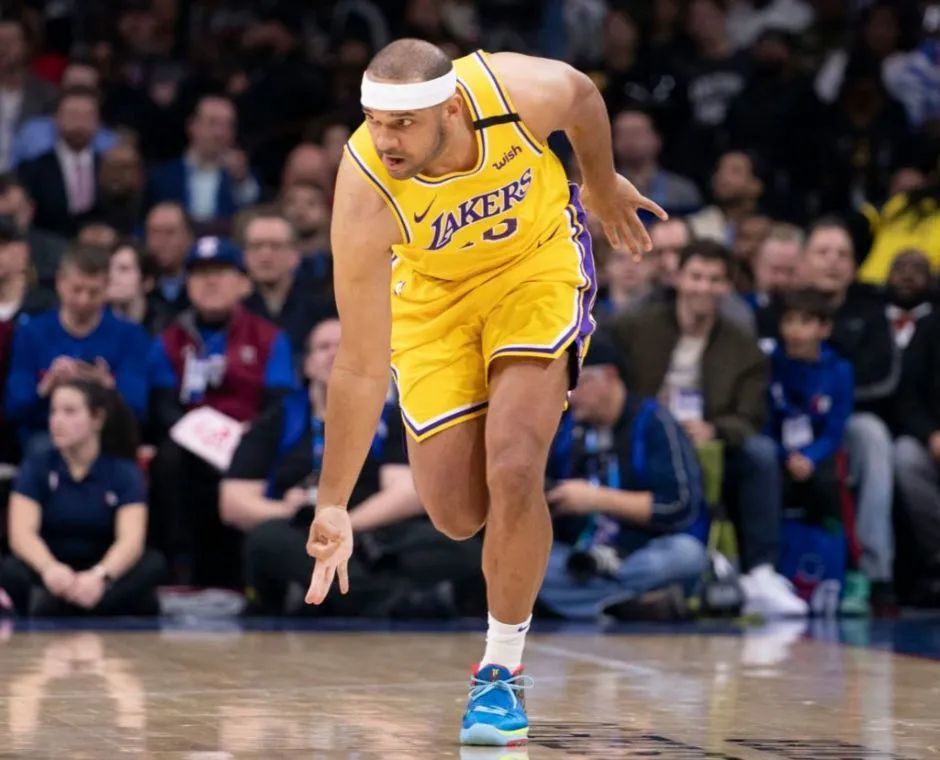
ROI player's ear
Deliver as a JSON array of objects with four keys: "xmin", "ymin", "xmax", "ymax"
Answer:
[{"xmin": 442, "ymin": 93, "xmax": 463, "ymax": 121}]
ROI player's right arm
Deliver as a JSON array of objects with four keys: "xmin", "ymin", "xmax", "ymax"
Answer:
[{"xmin": 305, "ymin": 153, "xmax": 400, "ymax": 605}]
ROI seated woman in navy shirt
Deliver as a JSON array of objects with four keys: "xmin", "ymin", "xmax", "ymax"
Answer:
[{"xmin": 0, "ymin": 380, "xmax": 166, "ymax": 616}]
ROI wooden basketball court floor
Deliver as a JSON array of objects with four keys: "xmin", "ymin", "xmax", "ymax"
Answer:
[{"xmin": 1, "ymin": 617, "xmax": 939, "ymax": 759}]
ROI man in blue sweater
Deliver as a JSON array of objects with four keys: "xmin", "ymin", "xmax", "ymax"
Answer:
[
  {"xmin": 539, "ymin": 334, "xmax": 709, "ymax": 620},
  {"xmin": 766, "ymin": 288, "xmax": 853, "ymax": 528},
  {"xmin": 4, "ymin": 244, "xmax": 151, "ymax": 454}
]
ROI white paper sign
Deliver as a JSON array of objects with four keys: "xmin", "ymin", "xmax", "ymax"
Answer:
[{"xmin": 170, "ymin": 407, "xmax": 243, "ymax": 472}]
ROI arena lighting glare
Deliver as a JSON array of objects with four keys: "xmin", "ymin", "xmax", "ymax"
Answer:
[{"xmin": 360, "ymin": 68, "xmax": 457, "ymax": 111}]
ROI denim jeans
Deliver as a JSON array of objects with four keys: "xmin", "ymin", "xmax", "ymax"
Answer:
[{"xmin": 538, "ymin": 533, "xmax": 708, "ymax": 620}]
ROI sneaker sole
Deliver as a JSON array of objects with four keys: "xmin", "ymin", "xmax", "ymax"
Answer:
[{"xmin": 459, "ymin": 723, "xmax": 529, "ymax": 746}]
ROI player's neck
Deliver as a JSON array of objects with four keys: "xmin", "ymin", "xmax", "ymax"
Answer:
[{"xmin": 418, "ymin": 113, "xmax": 477, "ymax": 178}]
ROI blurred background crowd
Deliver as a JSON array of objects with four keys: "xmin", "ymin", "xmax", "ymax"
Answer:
[{"xmin": 0, "ymin": 0, "xmax": 938, "ymax": 622}]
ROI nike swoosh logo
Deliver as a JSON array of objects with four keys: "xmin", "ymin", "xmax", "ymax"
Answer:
[{"xmin": 413, "ymin": 198, "xmax": 435, "ymax": 223}]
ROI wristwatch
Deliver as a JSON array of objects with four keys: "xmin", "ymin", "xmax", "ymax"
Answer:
[{"xmin": 91, "ymin": 564, "xmax": 114, "ymax": 584}]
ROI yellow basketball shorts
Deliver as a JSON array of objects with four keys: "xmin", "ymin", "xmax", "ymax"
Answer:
[{"xmin": 390, "ymin": 190, "xmax": 597, "ymax": 442}]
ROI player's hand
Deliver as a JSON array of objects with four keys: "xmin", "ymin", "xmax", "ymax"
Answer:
[
  {"xmin": 305, "ymin": 506, "xmax": 353, "ymax": 605},
  {"xmin": 581, "ymin": 174, "xmax": 668, "ymax": 259}
]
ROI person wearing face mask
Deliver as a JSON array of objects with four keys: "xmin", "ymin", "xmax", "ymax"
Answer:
[{"xmin": 0, "ymin": 379, "xmax": 165, "ymax": 616}]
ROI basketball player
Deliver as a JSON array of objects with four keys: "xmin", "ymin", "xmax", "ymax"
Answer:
[{"xmin": 304, "ymin": 39, "xmax": 666, "ymax": 746}]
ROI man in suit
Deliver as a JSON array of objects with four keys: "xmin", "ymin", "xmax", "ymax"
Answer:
[
  {"xmin": 147, "ymin": 95, "xmax": 259, "ymax": 231},
  {"xmin": 17, "ymin": 86, "xmax": 101, "ymax": 237},
  {"xmin": 0, "ymin": 17, "xmax": 58, "ymax": 171}
]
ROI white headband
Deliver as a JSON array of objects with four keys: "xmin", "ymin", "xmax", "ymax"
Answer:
[{"xmin": 360, "ymin": 68, "xmax": 457, "ymax": 111}]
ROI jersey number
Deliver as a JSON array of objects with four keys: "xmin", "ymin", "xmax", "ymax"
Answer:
[{"xmin": 481, "ymin": 218, "xmax": 518, "ymax": 243}]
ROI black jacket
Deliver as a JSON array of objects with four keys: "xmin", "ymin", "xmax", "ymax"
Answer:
[
  {"xmin": 896, "ymin": 310, "xmax": 940, "ymax": 446},
  {"xmin": 18, "ymin": 150, "xmax": 99, "ymax": 237}
]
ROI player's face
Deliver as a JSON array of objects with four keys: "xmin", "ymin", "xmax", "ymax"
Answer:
[{"xmin": 363, "ymin": 105, "xmax": 447, "ymax": 180}]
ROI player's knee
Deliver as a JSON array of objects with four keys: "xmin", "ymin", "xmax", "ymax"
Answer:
[
  {"xmin": 486, "ymin": 450, "xmax": 543, "ymax": 503},
  {"xmin": 427, "ymin": 508, "xmax": 485, "ymax": 541}
]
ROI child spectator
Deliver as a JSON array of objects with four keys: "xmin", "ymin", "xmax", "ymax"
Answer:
[
  {"xmin": 0, "ymin": 380, "xmax": 165, "ymax": 616},
  {"xmin": 766, "ymin": 289, "xmax": 853, "ymax": 526}
]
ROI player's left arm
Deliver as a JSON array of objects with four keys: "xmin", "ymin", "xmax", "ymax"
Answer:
[{"xmin": 490, "ymin": 52, "xmax": 667, "ymax": 257}]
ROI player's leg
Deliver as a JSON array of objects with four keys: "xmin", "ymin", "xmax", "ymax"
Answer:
[
  {"xmin": 405, "ymin": 414, "xmax": 489, "ymax": 541},
  {"xmin": 460, "ymin": 353, "xmax": 569, "ymax": 747},
  {"xmin": 484, "ymin": 354, "xmax": 568, "ymax": 625}
]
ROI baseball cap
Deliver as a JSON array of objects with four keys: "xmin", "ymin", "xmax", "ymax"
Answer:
[
  {"xmin": 0, "ymin": 215, "xmax": 25, "ymax": 244},
  {"xmin": 185, "ymin": 236, "xmax": 245, "ymax": 273}
]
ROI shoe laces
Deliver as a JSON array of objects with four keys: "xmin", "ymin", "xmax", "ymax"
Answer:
[{"xmin": 468, "ymin": 672, "xmax": 534, "ymax": 715}]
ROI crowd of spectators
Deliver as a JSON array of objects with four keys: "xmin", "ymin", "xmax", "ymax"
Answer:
[{"xmin": 0, "ymin": 0, "xmax": 938, "ymax": 620}]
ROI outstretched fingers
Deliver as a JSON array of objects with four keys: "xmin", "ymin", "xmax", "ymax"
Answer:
[{"xmin": 305, "ymin": 560, "xmax": 337, "ymax": 605}]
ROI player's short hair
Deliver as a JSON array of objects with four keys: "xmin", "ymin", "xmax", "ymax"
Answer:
[
  {"xmin": 781, "ymin": 288, "xmax": 835, "ymax": 323},
  {"xmin": 678, "ymin": 239, "xmax": 732, "ymax": 277},
  {"xmin": 366, "ymin": 38, "xmax": 453, "ymax": 83},
  {"xmin": 58, "ymin": 243, "xmax": 111, "ymax": 278}
]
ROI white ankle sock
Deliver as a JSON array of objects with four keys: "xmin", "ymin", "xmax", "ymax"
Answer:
[{"xmin": 480, "ymin": 612, "xmax": 531, "ymax": 671}]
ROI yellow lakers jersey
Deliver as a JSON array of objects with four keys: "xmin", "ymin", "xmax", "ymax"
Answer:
[{"xmin": 346, "ymin": 50, "xmax": 572, "ymax": 281}]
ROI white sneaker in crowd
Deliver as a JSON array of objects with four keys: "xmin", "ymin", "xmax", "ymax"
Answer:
[{"xmin": 740, "ymin": 564, "xmax": 809, "ymax": 619}]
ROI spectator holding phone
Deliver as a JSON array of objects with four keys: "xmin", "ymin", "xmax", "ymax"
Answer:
[{"xmin": 4, "ymin": 244, "xmax": 151, "ymax": 455}]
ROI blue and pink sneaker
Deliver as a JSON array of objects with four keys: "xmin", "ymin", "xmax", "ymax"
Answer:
[{"xmin": 459, "ymin": 663, "xmax": 533, "ymax": 746}]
